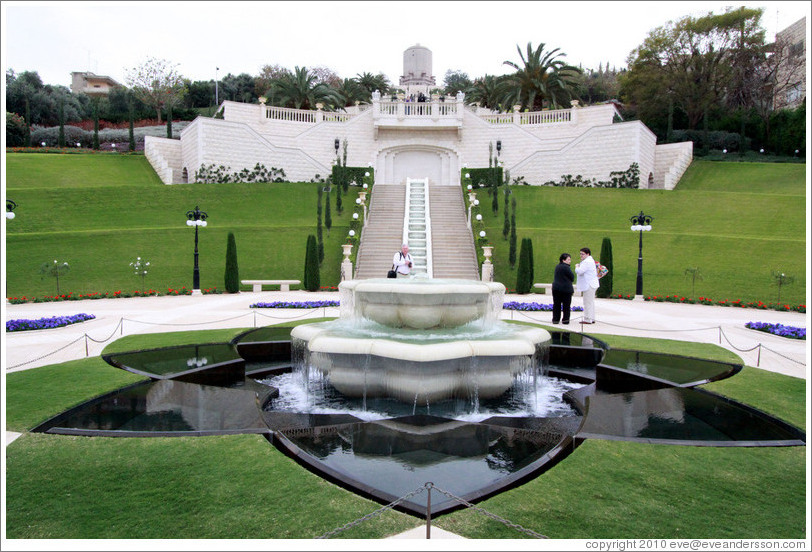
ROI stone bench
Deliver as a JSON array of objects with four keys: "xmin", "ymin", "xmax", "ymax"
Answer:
[
  {"xmin": 241, "ymin": 279, "xmax": 301, "ymax": 292},
  {"xmin": 533, "ymin": 283, "xmax": 553, "ymax": 294}
]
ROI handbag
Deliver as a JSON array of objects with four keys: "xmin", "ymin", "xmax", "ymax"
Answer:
[
  {"xmin": 387, "ymin": 265, "xmax": 397, "ymax": 278},
  {"xmin": 595, "ymin": 261, "xmax": 608, "ymax": 279}
]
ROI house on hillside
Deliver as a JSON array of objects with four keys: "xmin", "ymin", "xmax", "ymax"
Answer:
[
  {"xmin": 70, "ymin": 71, "xmax": 122, "ymax": 97},
  {"xmin": 144, "ymin": 44, "xmax": 693, "ymax": 190}
]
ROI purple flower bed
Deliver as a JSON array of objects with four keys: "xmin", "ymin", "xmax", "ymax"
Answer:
[
  {"xmin": 6, "ymin": 313, "xmax": 96, "ymax": 332},
  {"xmin": 250, "ymin": 301, "xmax": 341, "ymax": 309},
  {"xmin": 502, "ymin": 301, "xmax": 584, "ymax": 312},
  {"xmin": 745, "ymin": 322, "xmax": 806, "ymax": 340}
]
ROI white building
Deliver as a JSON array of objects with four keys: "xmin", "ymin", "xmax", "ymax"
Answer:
[{"xmin": 145, "ymin": 45, "xmax": 692, "ymax": 190}]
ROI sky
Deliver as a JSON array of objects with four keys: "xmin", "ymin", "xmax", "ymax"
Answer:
[{"xmin": 2, "ymin": 0, "xmax": 810, "ymax": 90}]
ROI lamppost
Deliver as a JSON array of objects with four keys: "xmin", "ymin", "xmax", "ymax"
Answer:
[
  {"xmin": 629, "ymin": 211, "xmax": 653, "ymax": 297},
  {"xmin": 6, "ymin": 200, "xmax": 16, "ymax": 303},
  {"xmin": 186, "ymin": 206, "xmax": 208, "ymax": 295}
]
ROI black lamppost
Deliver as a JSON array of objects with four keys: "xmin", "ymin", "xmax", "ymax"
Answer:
[
  {"xmin": 186, "ymin": 206, "xmax": 208, "ymax": 294},
  {"xmin": 6, "ymin": 200, "xmax": 17, "ymax": 303},
  {"xmin": 496, "ymin": 140, "xmax": 502, "ymax": 156},
  {"xmin": 629, "ymin": 211, "xmax": 653, "ymax": 297}
]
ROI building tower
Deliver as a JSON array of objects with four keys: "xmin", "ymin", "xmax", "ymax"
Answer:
[{"xmin": 399, "ymin": 43, "xmax": 436, "ymax": 98}]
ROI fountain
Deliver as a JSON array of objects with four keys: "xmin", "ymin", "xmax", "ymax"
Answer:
[{"xmin": 289, "ymin": 278, "xmax": 551, "ymax": 404}]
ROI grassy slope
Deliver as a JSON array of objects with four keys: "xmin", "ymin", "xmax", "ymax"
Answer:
[
  {"xmin": 5, "ymin": 153, "xmax": 354, "ymax": 295},
  {"xmin": 482, "ymin": 160, "xmax": 806, "ymax": 303},
  {"xmin": 5, "ymin": 155, "xmax": 807, "ymax": 303},
  {"xmin": 4, "ymin": 330, "xmax": 806, "ymax": 539}
]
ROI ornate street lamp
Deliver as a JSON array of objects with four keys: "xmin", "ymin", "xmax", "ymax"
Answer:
[
  {"xmin": 630, "ymin": 211, "xmax": 653, "ymax": 297},
  {"xmin": 6, "ymin": 199, "xmax": 17, "ymax": 220},
  {"xmin": 186, "ymin": 206, "xmax": 208, "ymax": 294}
]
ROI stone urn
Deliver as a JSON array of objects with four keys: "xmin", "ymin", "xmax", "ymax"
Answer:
[
  {"xmin": 482, "ymin": 246, "xmax": 494, "ymax": 263},
  {"xmin": 342, "ymin": 243, "xmax": 353, "ymax": 261}
]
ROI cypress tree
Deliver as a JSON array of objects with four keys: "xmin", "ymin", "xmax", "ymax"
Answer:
[
  {"xmin": 317, "ymin": 185, "xmax": 324, "ymax": 263},
  {"xmin": 508, "ymin": 197, "xmax": 517, "ymax": 268},
  {"xmin": 516, "ymin": 238, "xmax": 534, "ymax": 294},
  {"xmin": 128, "ymin": 97, "xmax": 136, "ymax": 151},
  {"xmin": 166, "ymin": 104, "xmax": 173, "ymax": 138},
  {"xmin": 596, "ymin": 236, "xmax": 614, "ymax": 298},
  {"xmin": 528, "ymin": 236, "xmax": 534, "ymax": 285},
  {"xmin": 336, "ymin": 184, "xmax": 343, "ymax": 214},
  {"xmin": 24, "ymin": 98, "xmax": 31, "ymax": 147},
  {"xmin": 303, "ymin": 234, "xmax": 320, "ymax": 291},
  {"xmin": 224, "ymin": 231, "xmax": 240, "ymax": 293},
  {"xmin": 92, "ymin": 99, "xmax": 100, "ymax": 150},
  {"xmin": 58, "ymin": 99, "xmax": 66, "ymax": 148},
  {"xmin": 502, "ymin": 187, "xmax": 510, "ymax": 239},
  {"xmin": 325, "ymin": 189, "xmax": 332, "ymax": 231}
]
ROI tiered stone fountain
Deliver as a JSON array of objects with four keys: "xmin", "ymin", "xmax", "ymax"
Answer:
[{"xmin": 290, "ymin": 278, "xmax": 551, "ymax": 403}]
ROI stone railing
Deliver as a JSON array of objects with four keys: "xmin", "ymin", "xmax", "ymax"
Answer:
[{"xmin": 263, "ymin": 105, "xmax": 317, "ymax": 123}]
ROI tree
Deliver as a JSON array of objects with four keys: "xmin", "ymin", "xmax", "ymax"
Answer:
[
  {"xmin": 125, "ymin": 57, "xmax": 187, "ymax": 122},
  {"xmin": 268, "ymin": 66, "xmax": 342, "ymax": 110},
  {"xmin": 500, "ymin": 42, "xmax": 582, "ymax": 111},
  {"xmin": 596, "ymin": 237, "xmax": 614, "ymax": 298},
  {"xmin": 317, "ymin": 185, "xmax": 324, "ymax": 264},
  {"xmin": 516, "ymin": 238, "xmax": 534, "ymax": 294},
  {"xmin": 224, "ymin": 232, "xmax": 240, "ymax": 293},
  {"xmin": 355, "ymin": 72, "xmax": 391, "ymax": 96},
  {"xmin": 325, "ymin": 189, "xmax": 332, "ymax": 231},
  {"xmin": 684, "ymin": 266, "xmax": 702, "ymax": 301},
  {"xmin": 333, "ymin": 78, "xmax": 368, "ymax": 107},
  {"xmin": 255, "ymin": 63, "xmax": 291, "ymax": 99},
  {"xmin": 621, "ymin": 7, "xmax": 765, "ymax": 131},
  {"xmin": 57, "ymin": 98, "xmax": 65, "ymax": 148},
  {"xmin": 465, "ymin": 75, "xmax": 507, "ymax": 110},
  {"xmin": 508, "ymin": 197, "xmax": 517, "ymax": 268},
  {"xmin": 303, "ymin": 235, "xmax": 320, "ymax": 291},
  {"xmin": 442, "ymin": 70, "xmax": 471, "ymax": 96},
  {"xmin": 6, "ymin": 112, "xmax": 28, "ymax": 147},
  {"xmin": 92, "ymin": 98, "xmax": 100, "ymax": 150}
]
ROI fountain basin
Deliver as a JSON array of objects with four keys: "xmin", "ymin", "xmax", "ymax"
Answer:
[{"xmin": 340, "ymin": 278, "xmax": 506, "ymax": 330}]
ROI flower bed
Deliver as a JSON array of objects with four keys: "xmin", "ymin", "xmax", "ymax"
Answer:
[
  {"xmin": 744, "ymin": 322, "xmax": 806, "ymax": 340},
  {"xmin": 6, "ymin": 313, "xmax": 96, "ymax": 332},
  {"xmin": 7, "ymin": 288, "xmax": 222, "ymax": 305},
  {"xmin": 502, "ymin": 301, "xmax": 584, "ymax": 312},
  {"xmin": 250, "ymin": 301, "xmax": 340, "ymax": 309},
  {"xmin": 642, "ymin": 294, "xmax": 805, "ymax": 313}
]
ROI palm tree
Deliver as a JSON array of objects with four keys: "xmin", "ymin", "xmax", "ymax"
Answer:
[
  {"xmin": 355, "ymin": 72, "xmax": 391, "ymax": 96},
  {"xmin": 333, "ymin": 78, "xmax": 369, "ymax": 107},
  {"xmin": 268, "ymin": 66, "xmax": 342, "ymax": 110},
  {"xmin": 465, "ymin": 75, "xmax": 507, "ymax": 111},
  {"xmin": 500, "ymin": 42, "xmax": 581, "ymax": 111}
]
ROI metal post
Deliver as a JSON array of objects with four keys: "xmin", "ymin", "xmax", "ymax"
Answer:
[
  {"xmin": 757, "ymin": 344, "xmax": 761, "ymax": 366},
  {"xmin": 425, "ymin": 483, "xmax": 432, "ymax": 539},
  {"xmin": 636, "ymin": 229, "xmax": 644, "ymax": 296},
  {"xmin": 193, "ymin": 224, "xmax": 200, "ymax": 291},
  {"xmin": 85, "ymin": 334, "xmax": 89, "ymax": 357}
]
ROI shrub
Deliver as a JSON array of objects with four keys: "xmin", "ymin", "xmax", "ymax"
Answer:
[
  {"xmin": 303, "ymin": 235, "xmax": 320, "ymax": 291},
  {"xmin": 6, "ymin": 112, "xmax": 28, "ymax": 147},
  {"xmin": 516, "ymin": 237, "xmax": 534, "ymax": 294},
  {"xmin": 596, "ymin": 237, "xmax": 613, "ymax": 298},
  {"xmin": 462, "ymin": 167, "xmax": 503, "ymax": 189},
  {"xmin": 224, "ymin": 232, "xmax": 240, "ymax": 293},
  {"xmin": 30, "ymin": 125, "xmax": 91, "ymax": 148}
]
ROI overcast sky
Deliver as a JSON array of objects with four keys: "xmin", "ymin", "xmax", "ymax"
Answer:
[{"xmin": 2, "ymin": 1, "xmax": 810, "ymax": 89}]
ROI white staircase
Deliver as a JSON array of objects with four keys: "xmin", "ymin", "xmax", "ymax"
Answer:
[
  {"xmin": 428, "ymin": 185, "xmax": 479, "ymax": 279},
  {"xmin": 404, "ymin": 178, "xmax": 431, "ymax": 277},
  {"xmin": 354, "ymin": 184, "xmax": 406, "ymax": 280}
]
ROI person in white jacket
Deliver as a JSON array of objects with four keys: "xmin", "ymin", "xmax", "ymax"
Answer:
[
  {"xmin": 575, "ymin": 247, "xmax": 600, "ymax": 323},
  {"xmin": 393, "ymin": 244, "xmax": 413, "ymax": 278}
]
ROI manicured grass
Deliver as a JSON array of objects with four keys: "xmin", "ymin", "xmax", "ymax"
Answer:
[
  {"xmin": 4, "ymin": 329, "xmax": 805, "ymax": 539},
  {"xmin": 6, "ymin": 155, "xmax": 806, "ymax": 304},
  {"xmin": 483, "ymin": 160, "xmax": 805, "ymax": 303},
  {"xmin": 5, "ymin": 154, "xmax": 356, "ymax": 296}
]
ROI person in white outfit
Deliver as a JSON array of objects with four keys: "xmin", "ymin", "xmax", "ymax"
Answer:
[
  {"xmin": 393, "ymin": 244, "xmax": 413, "ymax": 278},
  {"xmin": 575, "ymin": 247, "xmax": 600, "ymax": 323}
]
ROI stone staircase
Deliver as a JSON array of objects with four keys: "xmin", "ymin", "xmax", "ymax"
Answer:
[
  {"xmin": 354, "ymin": 182, "xmax": 478, "ymax": 281},
  {"xmin": 144, "ymin": 136, "xmax": 183, "ymax": 184},
  {"xmin": 428, "ymin": 185, "xmax": 479, "ymax": 280},
  {"xmin": 354, "ymin": 184, "xmax": 406, "ymax": 280}
]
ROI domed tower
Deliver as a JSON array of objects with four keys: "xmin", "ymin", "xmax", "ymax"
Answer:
[{"xmin": 399, "ymin": 43, "xmax": 436, "ymax": 97}]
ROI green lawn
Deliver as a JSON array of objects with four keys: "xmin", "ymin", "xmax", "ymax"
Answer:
[
  {"xmin": 4, "ymin": 329, "xmax": 806, "ymax": 539},
  {"xmin": 482, "ymin": 160, "xmax": 805, "ymax": 303},
  {"xmin": 4, "ymin": 154, "xmax": 806, "ymax": 304}
]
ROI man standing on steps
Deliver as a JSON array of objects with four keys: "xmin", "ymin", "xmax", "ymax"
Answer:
[{"xmin": 393, "ymin": 243, "xmax": 413, "ymax": 278}]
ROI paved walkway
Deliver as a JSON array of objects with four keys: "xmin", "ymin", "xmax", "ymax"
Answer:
[{"xmin": 3, "ymin": 290, "xmax": 808, "ymax": 539}]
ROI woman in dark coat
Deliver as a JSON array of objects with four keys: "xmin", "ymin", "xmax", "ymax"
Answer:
[{"xmin": 552, "ymin": 253, "xmax": 574, "ymax": 324}]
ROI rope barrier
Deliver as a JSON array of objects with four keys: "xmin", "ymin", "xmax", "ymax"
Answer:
[{"xmin": 7, "ymin": 334, "xmax": 87, "ymax": 369}]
